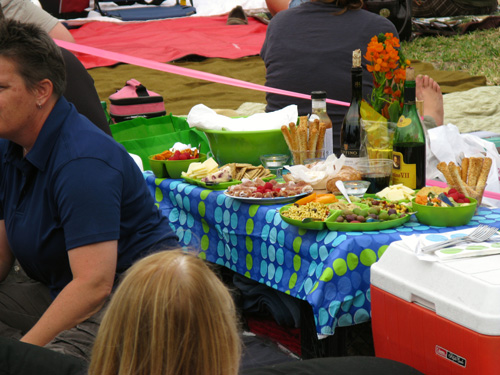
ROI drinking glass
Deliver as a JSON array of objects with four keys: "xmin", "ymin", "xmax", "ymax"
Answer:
[
  {"xmin": 356, "ymin": 158, "xmax": 393, "ymax": 194},
  {"xmin": 260, "ymin": 154, "xmax": 290, "ymax": 179}
]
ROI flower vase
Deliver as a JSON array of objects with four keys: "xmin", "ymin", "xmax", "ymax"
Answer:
[{"xmin": 361, "ymin": 120, "xmax": 396, "ymax": 160}]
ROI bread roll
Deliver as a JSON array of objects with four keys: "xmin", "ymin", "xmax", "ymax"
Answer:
[{"xmin": 326, "ymin": 166, "xmax": 362, "ymax": 194}]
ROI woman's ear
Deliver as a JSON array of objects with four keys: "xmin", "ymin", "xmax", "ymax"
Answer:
[{"xmin": 34, "ymin": 79, "xmax": 54, "ymax": 107}]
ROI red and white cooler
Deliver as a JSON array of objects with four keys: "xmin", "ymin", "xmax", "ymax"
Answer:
[{"xmin": 370, "ymin": 240, "xmax": 500, "ymax": 374}]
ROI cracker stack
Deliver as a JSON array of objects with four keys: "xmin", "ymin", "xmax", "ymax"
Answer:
[
  {"xmin": 437, "ymin": 157, "xmax": 492, "ymax": 206},
  {"xmin": 220, "ymin": 163, "xmax": 272, "ymax": 181},
  {"xmin": 280, "ymin": 116, "xmax": 327, "ymax": 164}
]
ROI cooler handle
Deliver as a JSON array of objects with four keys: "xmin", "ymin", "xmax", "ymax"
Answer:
[{"xmin": 411, "ymin": 293, "xmax": 436, "ymax": 312}]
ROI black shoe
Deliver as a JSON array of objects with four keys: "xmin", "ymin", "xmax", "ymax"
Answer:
[{"xmin": 227, "ymin": 5, "xmax": 248, "ymax": 25}]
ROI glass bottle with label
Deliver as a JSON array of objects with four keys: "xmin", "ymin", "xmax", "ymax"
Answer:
[
  {"xmin": 340, "ymin": 49, "xmax": 363, "ymax": 163},
  {"xmin": 309, "ymin": 91, "xmax": 332, "ymax": 155},
  {"xmin": 391, "ymin": 67, "xmax": 426, "ymax": 189}
]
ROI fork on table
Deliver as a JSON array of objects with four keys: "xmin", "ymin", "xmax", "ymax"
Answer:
[{"xmin": 421, "ymin": 224, "xmax": 499, "ymax": 253}]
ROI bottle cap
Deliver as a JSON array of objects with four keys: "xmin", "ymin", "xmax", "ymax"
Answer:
[
  {"xmin": 406, "ymin": 67, "xmax": 415, "ymax": 81},
  {"xmin": 311, "ymin": 91, "xmax": 327, "ymax": 99},
  {"xmin": 353, "ymin": 49, "xmax": 361, "ymax": 68}
]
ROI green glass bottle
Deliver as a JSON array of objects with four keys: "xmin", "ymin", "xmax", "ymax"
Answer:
[{"xmin": 391, "ymin": 67, "xmax": 426, "ymax": 189}]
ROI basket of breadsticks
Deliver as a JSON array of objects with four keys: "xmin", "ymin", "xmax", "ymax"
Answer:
[
  {"xmin": 409, "ymin": 156, "xmax": 492, "ymax": 227},
  {"xmin": 437, "ymin": 157, "xmax": 492, "ymax": 207},
  {"xmin": 281, "ymin": 116, "xmax": 329, "ymax": 165}
]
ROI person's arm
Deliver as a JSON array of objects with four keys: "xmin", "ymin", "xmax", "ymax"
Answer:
[
  {"xmin": 49, "ymin": 22, "xmax": 75, "ymax": 43},
  {"xmin": 265, "ymin": 0, "xmax": 291, "ymax": 15},
  {"xmin": 20, "ymin": 240, "xmax": 117, "ymax": 347},
  {"xmin": 0, "ymin": 220, "xmax": 15, "ymax": 282}
]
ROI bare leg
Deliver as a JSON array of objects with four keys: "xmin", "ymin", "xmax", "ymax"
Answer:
[{"xmin": 416, "ymin": 74, "xmax": 444, "ymax": 126}]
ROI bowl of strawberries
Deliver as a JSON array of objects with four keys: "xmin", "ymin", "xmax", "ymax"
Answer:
[{"xmin": 149, "ymin": 146, "xmax": 207, "ymax": 178}]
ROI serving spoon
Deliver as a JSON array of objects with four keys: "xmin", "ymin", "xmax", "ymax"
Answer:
[
  {"xmin": 301, "ymin": 217, "xmax": 323, "ymax": 223},
  {"xmin": 335, "ymin": 180, "xmax": 352, "ymax": 204}
]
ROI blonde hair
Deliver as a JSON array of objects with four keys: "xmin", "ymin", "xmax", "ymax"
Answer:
[{"xmin": 89, "ymin": 250, "xmax": 241, "ymax": 375}]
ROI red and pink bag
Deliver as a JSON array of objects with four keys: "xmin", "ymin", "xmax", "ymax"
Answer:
[{"xmin": 109, "ymin": 79, "xmax": 166, "ymax": 123}]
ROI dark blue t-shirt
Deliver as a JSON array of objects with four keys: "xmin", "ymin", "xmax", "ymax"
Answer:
[
  {"xmin": 261, "ymin": 2, "xmax": 398, "ymax": 155},
  {"xmin": 0, "ymin": 97, "xmax": 178, "ymax": 298}
]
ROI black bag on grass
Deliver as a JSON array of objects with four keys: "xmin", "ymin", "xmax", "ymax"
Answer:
[{"xmin": 364, "ymin": 0, "xmax": 413, "ymax": 41}]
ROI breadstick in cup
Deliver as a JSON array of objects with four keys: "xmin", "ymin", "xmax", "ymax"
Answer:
[
  {"xmin": 281, "ymin": 125, "xmax": 298, "ymax": 164},
  {"xmin": 308, "ymin": 128, "xmax": 319, "ymax": 159},
  {"xmin": 467, "ymin": 157, "xmax": 483, "ymax": 190},
  {"xmin": 461, "ymin": 157, "xmax": 469, "ymax": 183},
  {"xmin": 316, "ymin": 123, "xmax": 327, "ymax": 158},
  {"xmin": 297, "ymin": 126, "xmax": 308, "ymax": 164},
  {"xmin": 475, "ymin": 157, "xmax": 492, "ymax": 205}
]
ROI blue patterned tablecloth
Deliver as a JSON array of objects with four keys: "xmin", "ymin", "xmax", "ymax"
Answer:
[{"xmin": 144, "ymin": 172, "xmax": 500, "ymax": 335}]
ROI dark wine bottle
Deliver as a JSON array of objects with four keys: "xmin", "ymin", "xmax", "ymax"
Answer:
[
  {"xmin": 392, "ymin": 67, "xmax": 426, "ymax": 189},
  {"xmin": 340, "ymin": 49, "xmax": 363, "ymax": 160}
]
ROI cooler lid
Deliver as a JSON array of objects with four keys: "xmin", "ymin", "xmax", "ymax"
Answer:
[{"xmin": 371, "ymin": 240, "xmax": 500, "ymax": 335}]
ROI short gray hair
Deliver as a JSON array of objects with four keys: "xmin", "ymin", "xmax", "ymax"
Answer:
[{"xmin": 0, "ymin": 18, "xmax": 66, "ymax": 97}]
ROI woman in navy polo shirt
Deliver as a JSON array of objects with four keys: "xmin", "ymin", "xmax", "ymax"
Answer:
[{"xmin": 0, "ymin": 19, "xmax": 178, "ymax": 361}]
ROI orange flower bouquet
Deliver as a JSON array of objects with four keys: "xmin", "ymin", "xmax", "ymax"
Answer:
[{"xmin": 364, "ymin": 33, "xmax": 410, "ymax": 123}]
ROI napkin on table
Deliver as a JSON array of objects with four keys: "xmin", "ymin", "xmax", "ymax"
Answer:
[
  {"xmin": 400, "ymin": 227, "xmax": 500, "ymax": 262},
  {"xmin": 284, "ymin": 154, "xmax": 346, "ymax": 190}
]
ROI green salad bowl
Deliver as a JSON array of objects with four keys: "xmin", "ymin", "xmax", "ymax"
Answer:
[
  {"xmin": 411, "ymin": 197, "xmax": 477, "ymax": 227},
  {"xmin": 149, "ymin": 153, "xmax": 207, "ymax": 179}
]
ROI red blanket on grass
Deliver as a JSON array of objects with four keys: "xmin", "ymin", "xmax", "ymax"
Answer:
[{"xmin": 70, "ymin": 15, "xmax": 267, "ymax": 69}]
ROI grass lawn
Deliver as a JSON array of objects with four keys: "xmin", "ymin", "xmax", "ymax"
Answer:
[{"xmin": 403, "ymin": 27, "xmax": 500, "ymax": 85}]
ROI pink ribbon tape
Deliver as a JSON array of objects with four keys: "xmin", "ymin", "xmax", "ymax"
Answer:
[{"xmin": 55, "ymin": 40, "xmax": 349, "ymax": 107}]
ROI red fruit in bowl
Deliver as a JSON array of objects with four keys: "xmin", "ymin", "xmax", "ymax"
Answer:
[
  {"xmin": 448, "ymin": 188, "xmax": 457, "ymax": 194},
  {"xmin": 457, "ymin": 193, "xmax": 465, "ymax": 199},
  {"xmin": 264, "ymin": 182, "xmax": 273, "ymax": 190},
  {"xmin": 178, "ymin": 153, "xmax": 189, "ymax": 160},
  {"xmin": 463, "ymin": 197, "xmax": 470, "ymax": 203}
]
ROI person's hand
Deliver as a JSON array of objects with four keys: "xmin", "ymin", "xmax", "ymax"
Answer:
[{"xmin": 0, "ymin": 221, "xmax": 15, "ymax": 282}]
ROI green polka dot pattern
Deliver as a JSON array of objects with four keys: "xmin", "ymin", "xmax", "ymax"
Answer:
[{"xmin": 144, "ymin": 172, "xmax": 500, "ymax": 336}]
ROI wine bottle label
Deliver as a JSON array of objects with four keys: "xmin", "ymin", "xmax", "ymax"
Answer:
[
  {"xmin": 391, "ymin": 151, "xmax": 417, "ymax": 189},
  {"xmin": 341, "ymin": 147, "xmax": 360, "ymax": 157},
  {"xmin": 397, "ymin": 116, "xmax": 412, "ymax": 128}
]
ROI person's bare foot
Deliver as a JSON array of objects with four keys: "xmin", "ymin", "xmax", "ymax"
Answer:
[{"xmin": 416, "ymin": 74, "xmax": 444, "ymax": 126}]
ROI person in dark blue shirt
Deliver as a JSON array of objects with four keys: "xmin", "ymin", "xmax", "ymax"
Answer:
[{"xmin": 0, "ymin": 18, "xmax": 178, "ymax": 362}]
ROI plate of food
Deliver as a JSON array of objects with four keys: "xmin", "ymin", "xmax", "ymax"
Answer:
[
  {"xmin": 278, "ymin": 196, "xmax": 413, "ymax": 231},
  {"xmin": 279, "ymin": 203, "xmax": 328, "ymax": 230},
  {"xmin": 324, "ymin": 197, "xmax": 412, "ymax": 231},
  {"xmin": 182, "ymin": 161, "xmax": 276, "ymax": 190},
  {"xmin": 324, "ymin": 211, "xmax": 412, "ymax": 232},
  {"xmin": 225, "ymin": 191, "xmax": 312, "ymax": 205},
  {"xmin": 184, "ymin": 175, "xmax": 276, "ymax": 191},
  {"xmin": 223, "ymin": 179, "xmax": 314, "ymax": 205}
]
